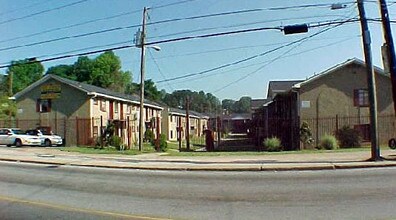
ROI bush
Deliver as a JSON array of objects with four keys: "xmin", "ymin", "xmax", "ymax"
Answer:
[
  {"xmin": 108, "ymin": 136, "xmax": 123, "ymax": 150},
  {"xmin": 300, "ymin": 121, "xmax": 314, "ymax": 147},
  {"xmin": 319, "ymin": 134, "xmax": 338, "ymax": 150},
  {"xmin": 159, "ymin": 134, "xmax": 168, "ymax": 152},
  {"xmin": 263, "ymin": 137, "xmax": 283, "ymax": 152},
  {"xmin": 144, "ymin": 129, "xmax": 155, "ymax": 144},
  {"xmin": 335, "ymin": 126, "xmax": 362, "ymax": 148}
]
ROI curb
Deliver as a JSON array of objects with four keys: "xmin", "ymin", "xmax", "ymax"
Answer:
[{"xmin": 2, "ymin": 157, "xmax": 396, "ymax": 172}]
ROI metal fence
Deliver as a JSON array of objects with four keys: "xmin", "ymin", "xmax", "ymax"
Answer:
[{"xmin": 253, "ymin": 114, "xmax": 396, "ymax": 150}]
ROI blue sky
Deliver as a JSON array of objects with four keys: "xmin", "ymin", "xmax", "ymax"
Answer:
[{"xmin": 0, "ymin": 0, "xmax": 395, "ymax": 100}]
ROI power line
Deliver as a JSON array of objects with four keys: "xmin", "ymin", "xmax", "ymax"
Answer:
[
  {"xmin": 148, "ymin": 50, "xmax": 174, "ymax": 90},
  {"xmin": 0, "ymin": 18, "xmax": 356, "ymax": 69},
  {"xmin": 0, "ymin": 0, "xmax": 90, "ymax": 25},
  {"xmin": 211, "ymin": 20, "xmax": 353, "ymax": 94},
  {"xmin": 171, "ymin": 35, "xmax": 360, "ymax": 85},
  {"xmin": 0, "ymin": 0, "xmax": 48, "ymax": 17},
  {"xmin": 148, "ymin": 15, "xmax": 352, "ymax": 40},
  {"xmin": 154, "ymin": 35, "xmax": 359, "ymax": 60},
  {"xmin": 0, "ymin": 0, "xmax": 196, "ymax": 44}
]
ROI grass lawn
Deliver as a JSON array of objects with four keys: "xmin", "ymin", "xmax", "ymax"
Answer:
[
  {"xmin": 59, "ymin": 143, "xmax": 156, "ymax": 155},
  {"xmin": 59, "ymin": 143, "xmax": 389, "ymax": 157},
  {"xmin": 164, "ymin": 146, "xmax": 376, "ymax": 156}
]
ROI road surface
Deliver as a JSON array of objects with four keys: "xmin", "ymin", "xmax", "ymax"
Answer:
[{"xmin": 0, "ymin": 161, "xmax": 396, "ymax": 219}]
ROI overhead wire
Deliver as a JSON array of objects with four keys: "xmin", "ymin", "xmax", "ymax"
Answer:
[
  {"xmin": 211, "ymin": 18, "xmax": 356, "ymax": 94},
  {"xmin": 0, "ymin": 17, "xmax": 358, "ymax": 69},
  {"xmin": 0, "ymin": 0, "xmax": 48, "ymax": 17},
  {"xmin": 171, "ymin": 35, "xmax": 360, "ymax": 85},
  {"xmin": 0, "ymin": 0, "xmax": 197, "ymax": 44},
  {"xmin": 0, "ymin": 0, "xmax": 90, "ymax": 25},
  {"xmin": 148, "ymin": 50, "xmax": 174, "ymax": 90}
]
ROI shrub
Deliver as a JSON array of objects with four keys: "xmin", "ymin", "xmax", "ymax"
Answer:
[
  {"xmin": 319, "ymin": 134, "xmax": 338, "ymax": 150},
  {"xmin": 108, "ymin": 136, "xmax": 123, "ymax": 150},
  {"xmin": 159, "ymin": 134, "xmax": 168, "ymax": 152},
  {"xmin": 335, "ymin": 126, "xmax": 362, "ymax": 148},
  {"xmin": 263, "ymin": 137, "xmax": 283, "ymax": 152},
  {"xmin": 144, "ymin": 129, "xmax": 155, "ymax": 144},
  {"xmin": 300, "ymin": 121, "xmax": 314, "ymax": 147}
]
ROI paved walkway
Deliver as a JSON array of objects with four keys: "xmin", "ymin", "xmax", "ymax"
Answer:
[{"xmin": 1, "ymin": 146, "xmax": 396, "ymax": 171}]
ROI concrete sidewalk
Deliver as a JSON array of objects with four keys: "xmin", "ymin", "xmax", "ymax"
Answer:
[{"xmin": 1, "ymin": 146, "xmax": 396, "ymax": 171}]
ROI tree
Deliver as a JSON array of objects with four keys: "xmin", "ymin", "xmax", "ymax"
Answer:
[
  {"xmin": 233, "ymin": 96, "xmax": 251, "ymax": 113},
  {"xmin": 46, "ymin": 51, "xmax": 133, "ymax": 93},
  {"xmin": 46, "ymin": 64, "xmax": 75, "ymax": 80},
  {"xmin": 222, "ymin": 99, "xmax": 235, "ymax": 114},
  {"xmin": 7, "ymin": 59, "xmax": 44, "ymax": 94}
]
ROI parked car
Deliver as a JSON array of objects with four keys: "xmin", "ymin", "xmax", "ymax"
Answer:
[
  {"xmin": 25, "ymin": 129, "xmax": 63, "ymax": 147},
  {"xmin": 0, "ymin": 128, "xmax": 42, "ymax": 147}
]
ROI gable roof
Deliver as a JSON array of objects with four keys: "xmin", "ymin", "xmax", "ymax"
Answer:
[
  {"xmin": 267, "ymin": 80, "xmax": 303, "ymax": 98},
  {"xmin": 12, "ymin": 74, "xmax": 163, "ymax": 109},
  {"xmin": 293, "ymin": 58, "xmax": 387, "ymax": 89},
  {"xmin": 251, "ymin": 98, "xmax": 272, "ymax": 109}
]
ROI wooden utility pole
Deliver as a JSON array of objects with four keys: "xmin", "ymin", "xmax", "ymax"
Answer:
[
  {"xmin": 186, "ymin": 96, "xmax": 190, "ymax": 151},
  {"xmin": 138, "ymin": 7, "xmax": 148, "ymax": 151},
  {"xmin": 178, "ymin": 116, "xmax": 182, "ymax": 151},
  {"xmin": 357, "ymin": 0, "xmax": 380, "ymax": 161},
  {"xmin": 378, "ymin": 0, "xmax": 396, "ymax": 114}
]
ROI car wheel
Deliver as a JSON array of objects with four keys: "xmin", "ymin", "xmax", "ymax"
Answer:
[
  {"xmin": 14, "ymin": 139, "xmax": 22, "ymax": 147},
  {"xmin": 389, "ymin": 138, "xmax": 396, "ymax": 149},
  {"xmin": 44, "ymin": 139, "xmax": 51, "ymax": 147}
]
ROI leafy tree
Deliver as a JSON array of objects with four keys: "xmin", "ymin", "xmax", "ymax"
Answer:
[
  {"xmin": 46, "ymin": 64, "xmax": 75, "ymax": 80},
  {"xmin": 0, "ymin": 95, "xmax": 16, "ymax": 119},
  {"xmin": 46, "ymin": 51, "xmax": 133, "ymax": 93},
  {"xmin": 233, "ymin": 96, "xmax": 251, "ymax": 113},
  {"xmin": 222, "ymin": 99, "xmax": 235, "ymax": 114},
  {"xmin": 7, "ymin": 59, "xmax": 44, "ymax": 94}
]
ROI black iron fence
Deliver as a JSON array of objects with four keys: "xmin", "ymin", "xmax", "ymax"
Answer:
[{"xmin": 252, "ymin": 114, "xmax": 396, "ymax": 150}]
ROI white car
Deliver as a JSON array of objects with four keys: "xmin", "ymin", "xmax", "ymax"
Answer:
[
  {"xmin": 0, "ymin": 128, "xmax": 42, "ymax": 147},
  {"xmin": 25, "ymin": 129, "xmax": 63, "ymax": 147}
]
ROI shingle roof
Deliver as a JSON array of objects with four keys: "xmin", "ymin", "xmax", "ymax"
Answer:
[
  {"xmin": 13, "ymin": 74, "xmax": 163, "ymax": 109},
  {"xmin": 251, "ymin": 99, "xmax": 272, "ymax": 109},
  {"xmin": 267, "ymin": 80, "xmax": 303, "ymax": 98}
]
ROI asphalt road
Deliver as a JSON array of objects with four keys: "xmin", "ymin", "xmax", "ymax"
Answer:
[{"xmin": 0, "ymin": 161, "xmax": 396, "ymax": 220}]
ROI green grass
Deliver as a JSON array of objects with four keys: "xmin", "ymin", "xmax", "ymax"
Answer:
[
  {"xmin": 59, "ymin": 143, "xmax": 156, "ymax": 155},
  {"xmin": 164, "ymin": 146, "xmax": 374, "ymax": 156}
]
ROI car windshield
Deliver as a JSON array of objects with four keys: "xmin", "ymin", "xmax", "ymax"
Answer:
[{"xmin": 12, "ymin": 129, "xmax": 25, "ymax": 135}]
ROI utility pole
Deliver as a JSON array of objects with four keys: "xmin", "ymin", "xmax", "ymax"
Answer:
[
  {"xmin": 8, "ymin": 71, "xmax": 12, "ymax": 97},
  {"xmin": 178, "ymin": 116, "xmax": 182, "ymax": 151},
  {"xmin": 378, "ymin": 0, "xmax": 396, "ymax": 113},
  {"xmin": 357, "ymin": 0, "xmax": 380, "ymax": 161},
  {"xmin": 185, "ymin": 96, "xmax": 190, "ymax": 151},
  {"xmin": 138, "ymin": 7, "xmax": 148, "ymax": 151}
]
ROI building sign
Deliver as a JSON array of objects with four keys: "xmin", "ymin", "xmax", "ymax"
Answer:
[
  {"xmin": 40, "ymin": 84, "xmax": 61, "ymax": 99},
  {"xmin": 301, "ymin": 101, "xmax": 311, "ymax": 108}
]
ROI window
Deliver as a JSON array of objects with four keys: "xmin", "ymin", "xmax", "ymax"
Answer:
[
  {"xmin": 93, "ymin": 98, "xmax": 98, "ymax": 105},
  {"xmin": 354, "ymin": 89, "xmax": 369, "ymax": 107},
  {"xmin": 114, "ymin": 102, "xmax": 119, "ymax": 113},
  {"xmin": 170, "ymin": 130, "xmax": 173, "ymax": 139},
  {"xmin": 36, "ymin": 99, "xmax": 51, "ymax": 112},
  {"xmin": 100, "ymin": 100, "xmax": 106, "ymax": 112},
  {"xmin": 170, "ymin": 115, "xmax": 173, "ymax": 122}
]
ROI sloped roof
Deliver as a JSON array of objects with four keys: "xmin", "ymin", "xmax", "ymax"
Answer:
[
  {"xmin": 222, "ymin": 113, "xmax": 251, "ymax": 120},
  {"xmin": 293, "ymin": 58, "xmax": 387, "ymax": 89},
  {"xmin": 251, "ymin": 98, "xmax": 272, "ymax": 109},
  {"xmin": 167, "ymin": 107, "xmax": 209, "ymax": 119},
  {"xmin": 13, "ymin": 74, "xmax": 163, "ymax": 109},
  {"xmin": 267, "ymin": 80, "xmax": 303, "ymax": 98}
]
